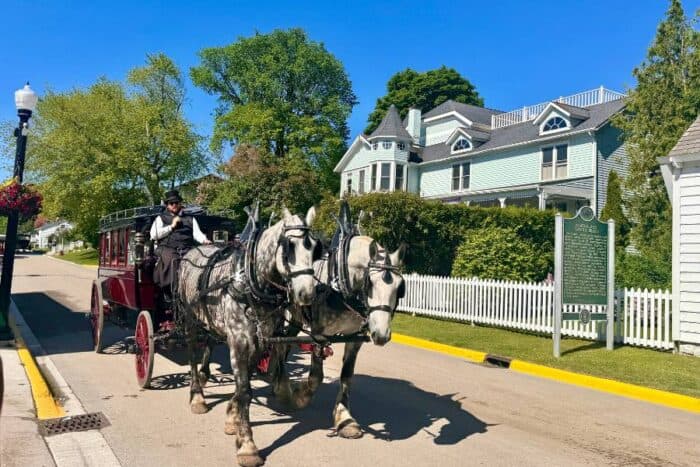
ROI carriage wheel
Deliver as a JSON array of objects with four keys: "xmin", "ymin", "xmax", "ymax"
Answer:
[
  {"xmin": 90, "ymin": 282, "xmax": 105, "ymax": 353},
  {"xmin": 135, "ymin": 311, "xmax": 155, "ymax": 389}
]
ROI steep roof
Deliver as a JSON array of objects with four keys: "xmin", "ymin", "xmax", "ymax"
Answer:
[
  {"xmin": 553, "ymin": 102, "xmax": 590, "ymax": 120},
  {"xmin": 668, "ymin": 116, "xmax": 700, "ymax": 159},
  {"xmin": 369, "ymin": 104, "xmax": 413, "ymax": 140},
  {"xmin": 422, "ymin": 100, "xmax": 503, "ymax": 126},
  {"xmin": 421, "ymin": 99, "xmax": 625, "ymax": 163}
]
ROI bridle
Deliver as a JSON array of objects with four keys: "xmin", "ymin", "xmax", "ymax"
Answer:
[
  {"xmin": 334, "ymin": 232, "xmax": 405, "ymax": 318},
  {"xmin": 245, "ymin": 221, "xmax": 317, "ymax": 304}
]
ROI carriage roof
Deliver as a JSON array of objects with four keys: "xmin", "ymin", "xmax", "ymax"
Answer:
[{"xmin": 98, "ymin": 205, "xmax": 236, "ymax": 233}]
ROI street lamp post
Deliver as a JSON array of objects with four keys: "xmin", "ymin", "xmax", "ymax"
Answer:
[{"xmin": 0, "ymin": 83, "xmax": 38, "ymax": 340}]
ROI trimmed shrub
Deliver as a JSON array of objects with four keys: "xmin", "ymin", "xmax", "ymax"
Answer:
[
  {"xmin": 616, "ymin": 252, "xmax": 671, "ymax": 291},
  {"xmin": 315, "ymin": 192, "xmax": 555, "ymax": 277},
  {"xmin": 451, "ymin": 227, "xmax": 551, "ymax": 281}
]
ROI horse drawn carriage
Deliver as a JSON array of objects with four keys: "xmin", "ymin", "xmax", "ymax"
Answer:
[
  {"xmin": 89, "ymin": 200, "xmax": 406, "ymax": 466},
  {"xmin": 88, "ymin": 204, "xmax": 237, "ymax": 387}
]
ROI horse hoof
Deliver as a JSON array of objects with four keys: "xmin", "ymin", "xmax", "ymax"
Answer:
[
  {"xmin": 224, "ymin": 422, "xmax": 236, "ymax": 435},
  {"xmin": 338, "ymin": 422, "xmax": 363, "ymax": 439},
  {"xmin": 237, "ymin": 454, "xmax": 264, "ymax": 467},
  {"xmin": 190, "ymin": 402, "xmax": 208, "ymax": 414}
]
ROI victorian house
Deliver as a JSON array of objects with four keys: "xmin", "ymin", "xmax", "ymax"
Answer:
[{"xmin": 335, "ymin": 87, "xmax": 628, "ymax": 215}]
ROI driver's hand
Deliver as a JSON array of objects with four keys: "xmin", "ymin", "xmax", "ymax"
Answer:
[
  {"xmin": 171, "ymin": 216, "xmax": 181, "ymax": 228},
  {"xmin": 203, "ymin": 239, "xmax": 212, "ymax": 245}
]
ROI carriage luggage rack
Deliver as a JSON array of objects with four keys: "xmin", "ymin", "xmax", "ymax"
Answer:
[
  {"xmin": 99, "ymin": 205, "xmax": 236, "ymax": 230},
  {"xmin": 38, "ymin": 412, "xmax": 111, "ymax": 436}
]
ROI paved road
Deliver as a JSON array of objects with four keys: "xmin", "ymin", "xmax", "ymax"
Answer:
[{"xmin": 11, "ymin": 254, "xmax": 700, "ymax": 466}]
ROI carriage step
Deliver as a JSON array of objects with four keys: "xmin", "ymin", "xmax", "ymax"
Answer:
[{"xmin": 38, "ymin": 412, "xmax": 111, "ymax": 437}]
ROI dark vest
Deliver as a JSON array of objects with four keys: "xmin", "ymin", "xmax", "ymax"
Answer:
[{"xmin": 159, "ymin": 211, "xmax": 195, "ymax": 249}]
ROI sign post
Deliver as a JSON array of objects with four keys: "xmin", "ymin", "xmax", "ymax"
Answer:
[{"xmin": 553, "ymin": 206, "xmax": 615, "ymax": 357}]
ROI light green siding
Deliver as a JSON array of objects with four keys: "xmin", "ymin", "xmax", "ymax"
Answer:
[
  {"xmin": 420, "ymin": 134, "xmax": 595, "ymax": 197},
  {"xmin": 425, "ymin": 119, "xmax": 462, "ymax": 146},
  {"xmin": 407, "ymin": 165, "xmax": 420, "ymax": 193}
]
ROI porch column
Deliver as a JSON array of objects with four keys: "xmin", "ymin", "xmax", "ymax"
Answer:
[
  {"xmin": 498, "ymin": 197, "xmax": 507, "ymax": 208},
  {"xmin": 464, "ymin": 200, "xmax": 471, "ymax": 206},
  {"xmin": 538, "ymin": 191, "xmax": 549, "ymax": 210}
]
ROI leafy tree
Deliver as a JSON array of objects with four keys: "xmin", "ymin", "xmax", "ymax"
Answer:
[
  {"xmin": 198, "ymin": 144, "xmax": 324, "ymax": 226},
  {"xmin": 127, "ymin": 53, "xmax": 207, "ymax": 203},
  {"xmin": 365, "ymin": 66, "xmax": 484, "ymax": 134},
  {"xmin": 600, "ymin": 171, "xmax": 631, "ymax": 250},
  {"xmin": 191, "ymin": 28, "xmax": 357, "ymax": 194},
  {"xmin": 24, "ymin": 54, "xmax": 207, "ymax": 244},
  {"xmin": 612, "ymin": 0, "xmax": 700, "ymax": 263}
]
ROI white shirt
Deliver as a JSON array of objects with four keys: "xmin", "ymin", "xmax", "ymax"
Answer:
[{"xmin": 150, "ymin": 212, "xmax": 208, "ymax": 245}]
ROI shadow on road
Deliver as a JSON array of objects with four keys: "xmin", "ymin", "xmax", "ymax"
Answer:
[
  {"xmin": 14, "ymin": 292, "xmax": 96, "ymax": 355},
  {"xmin": 257, "ymin": 371, "xmax": 489, "ymax": 457}
]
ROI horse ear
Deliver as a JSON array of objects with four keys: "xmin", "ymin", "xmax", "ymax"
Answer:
[
  {"xmin": 390, "ymin": 243, "xmax": 408, "ymax": 267},
  {"xmin": 368, "ymin": 240, "xmax": 379, "ymax": 261},
  {"xmin": 282, "ymin": 207, "xmax": 293, "ymax": 220},
  {"xmin": 305, "ymin": 206, "xmax": 317, "ymax": 226}
]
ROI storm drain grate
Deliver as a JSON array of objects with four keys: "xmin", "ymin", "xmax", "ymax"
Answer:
[{"xmin": 39, "ymin": 412, "xmax": 110, "ymax": 436}]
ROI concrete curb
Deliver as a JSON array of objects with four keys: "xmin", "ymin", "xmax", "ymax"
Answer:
[
  {"xmin": 10, "ymin": 300, "xmax": 122, "ymax": 466},
  {"xmin": 44, "ymin": 254, "xmax": 98, "ymax": 269},
  {"xmin": 392, "ymin": 332, "xmax": 700, "ymax": 415}
]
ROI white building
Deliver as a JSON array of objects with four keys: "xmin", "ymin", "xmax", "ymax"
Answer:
[
  {"xmin": 31, "ymin": 220, "xmax": 73, "ymax": 249},
  {"xmin": 659, "ymin": 115, "xmax": 700, "ymax": 356}
]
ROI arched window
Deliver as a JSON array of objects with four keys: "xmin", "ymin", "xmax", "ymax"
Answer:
[
  {"xmin": 452, "ymin": 137, "xmax": 471, "ymax": 152},
  {"xmin": 382, "ymin": 140, "xmax": 392, "ymax": 150},
  {"xmin": 397, "ymin": 141, "xmax": 406, "ymax": 151},
  {"xmin": 543, "ymin": 116, "xmax": 568, "ymax": 132}
]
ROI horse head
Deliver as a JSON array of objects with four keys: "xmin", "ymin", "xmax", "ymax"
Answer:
[
  {"xmin": 271, "ymin": 206, "xmax": 320, "ymax": 307},
  {"xmin": 347, "ymin": 236, "xmax": 406, "ymax": 346}
]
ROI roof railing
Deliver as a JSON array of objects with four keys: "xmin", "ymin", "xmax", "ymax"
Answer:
[{"xmin": 491, "ymin": 86, "xmax": 625, "ymax": 130}]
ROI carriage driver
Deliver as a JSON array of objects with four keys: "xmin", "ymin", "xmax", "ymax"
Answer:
[{"xmin": 150, "ymin": 190, "xmax": 211, "ymax": 303}]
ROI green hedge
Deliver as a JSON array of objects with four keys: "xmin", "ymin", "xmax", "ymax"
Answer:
[{"xmin": 315, "ymin": 192, "xmax": 555, "ymax": 277}]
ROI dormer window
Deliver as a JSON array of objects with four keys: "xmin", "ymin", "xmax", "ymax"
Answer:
[
  {"xmin": 382, "ymin": 140, "xmax": 392, "ymax": 150},
  {"xmin": 397, "ymin": 141, "xmax": 406, "ymax": 151},
  {"xmin": 542, "ymin": 116, "xmax": 568, "ymax": 132},
  {"xmin": 452, "ymin": 137, "xmax": 471, "ymax": 153}
]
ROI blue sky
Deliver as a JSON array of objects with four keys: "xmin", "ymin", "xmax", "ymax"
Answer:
[{"xmin": 0, "ymin": 0, "xmax": 689, "ymax": 172}]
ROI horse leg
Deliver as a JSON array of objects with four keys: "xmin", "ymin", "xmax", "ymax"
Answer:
[
  {"xmin": 333, "ymin": 341, "xmax": 363, "ymax": 439},
  {"xmin": 188, "ymin": 326, "xmax": 208, "ymax": 414},
  {"xmin": 268, "ymin": 344, "xmax": 294, "ymax": 405},
  {"xmin": 198, "ymin": 338, "xmax": 213, "ymax": 387},
  {"xmin": 290, "ymin": 346, "xmax": 324, "ymax": 409},
  {"xmin": 224, "ymin": 338, "xmax": 264, "ymax": 467}
]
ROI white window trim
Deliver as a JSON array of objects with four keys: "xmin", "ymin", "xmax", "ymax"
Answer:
[
  {"xmin": 540, "ymin": 142, "xmax": 569, "ymax": 182},
  {"xmin": 394, "ymin": 163, "xmax": 406, "ymax": 191},
  {"xmin": 451, "ymin": 137, "xmax": 473, "ymax": 154},
  {"xmin": 451, "ymin": 162, "xmax": 471, "ymax": 192},
  {"xmin": 539, "ymin": 115, "xmax": 571, "ymax": 136}
]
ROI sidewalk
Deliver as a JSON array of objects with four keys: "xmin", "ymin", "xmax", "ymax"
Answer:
[{"xmin": 1, "ymin": 337, "xmax": 55, "ymax": 467}]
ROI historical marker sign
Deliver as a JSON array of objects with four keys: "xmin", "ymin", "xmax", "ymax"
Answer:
[
  {"xmin": 562, "ymin": 214, "xmax": 608, "ymax": 305},
  {"xmin": 553, "ymin": 206, "xmax": 615, "ymax": 358}
]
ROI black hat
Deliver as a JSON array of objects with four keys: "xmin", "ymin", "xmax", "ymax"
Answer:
[{"xmin": 163, "ymin": 190, "xmax": 183, "ymax": 204}]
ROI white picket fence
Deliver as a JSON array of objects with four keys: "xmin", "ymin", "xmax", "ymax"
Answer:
[{"xmin": 398, "ymin": 274, "xmax": 673, "ymax": 350}]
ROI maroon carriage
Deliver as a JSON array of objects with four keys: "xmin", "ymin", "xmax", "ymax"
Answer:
[{"xmin": 88, "ymin": 205, "xmax": 236, "ymax": 388}]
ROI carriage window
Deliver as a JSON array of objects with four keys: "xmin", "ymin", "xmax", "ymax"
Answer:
[
  {"xmin": 110, "ymin": 231, "xmax": 118, "ymax": 265},
  {"xmin": 127, "ymin": 231, "xmax": 136, "ymax": 265},
  {"xmin": 117, "ymin": 229, "xmax": 126, "ymax": 265},
  {"xmin": 100, "ymin": 234, "xmax": 108, "ymax": 265}
]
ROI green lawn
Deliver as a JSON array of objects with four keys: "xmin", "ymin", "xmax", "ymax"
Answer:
[
  {"xmin": 393, "ymin": 312, "xmax": 700, "ymax": 398},
  {"xmin": 55, "ymin": 248, "xmax": 99, "ymax": 266}
]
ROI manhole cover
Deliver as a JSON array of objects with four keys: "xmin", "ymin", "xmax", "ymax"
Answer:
[{"xmin": 39, "ymin": 412, "xmax": 110, "ymax": 436}]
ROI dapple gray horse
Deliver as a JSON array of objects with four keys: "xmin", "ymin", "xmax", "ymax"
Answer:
[
  {"xmin": 178, "ymin": 207, "xmax": 319, "ymax": 467},
  {"xmin": 270, "ymin": 234, "xmax": 406, "ymax": 439}
]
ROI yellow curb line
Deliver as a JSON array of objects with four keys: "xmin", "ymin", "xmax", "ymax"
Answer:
[
  {"xmin": 392, "ymin": 333, "xmax": 700, "ymax": 414},
  {"xmin": 509, "ymin": 360, "xmax": 700, "ymax": 414},
  {"xmin": 9, "ymin": 316, "xmax": 65, "ymax": 420},
  {"xmin": 392, "ymin": 333, "xmax": 487, "ymax": 363}
]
